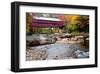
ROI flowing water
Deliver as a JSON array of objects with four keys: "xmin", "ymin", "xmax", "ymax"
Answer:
[{"xmin": 26, "ymin": 35, "xmax": 89, "ymax": 60}]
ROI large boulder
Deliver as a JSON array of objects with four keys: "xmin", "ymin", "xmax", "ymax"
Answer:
[{"xmin": 28, "ymin": 40, "xmax": 40, "ymax": 46}]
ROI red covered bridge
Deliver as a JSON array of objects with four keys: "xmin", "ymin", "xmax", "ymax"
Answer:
[{"xmin": 30, "ymin": 17, "xmax": 64, "ymax": 27}]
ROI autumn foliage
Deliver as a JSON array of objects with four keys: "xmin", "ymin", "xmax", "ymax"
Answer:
[{"xmin": 26, "ymin": 13, "xmax": 89, "ymax": 34}]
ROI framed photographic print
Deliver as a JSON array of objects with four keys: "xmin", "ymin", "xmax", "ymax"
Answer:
[{"xmin": 11, "ymin": 1, "xmax": 98, "ymax": 72}]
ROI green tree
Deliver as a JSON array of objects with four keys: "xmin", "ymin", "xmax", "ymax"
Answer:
[
  {"xmin": 76, "ymin": 16, "xmax": 89, "ymax": 33},
  {"xmin": 67, "ymin": 24, "xmax": 79, "ymax": 33}
]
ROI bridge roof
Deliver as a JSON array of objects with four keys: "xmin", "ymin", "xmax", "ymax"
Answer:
[{"xmin": 33, "ymin": 17, "xmax": 62, "ymax": 21}]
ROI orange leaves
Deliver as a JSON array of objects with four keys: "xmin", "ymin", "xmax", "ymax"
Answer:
[{"xmin": 64, "ymin": 14, "xmax": 80, "ymax": 24}]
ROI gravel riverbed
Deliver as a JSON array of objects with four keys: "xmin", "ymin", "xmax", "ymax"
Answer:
[{"xmin": 26, "ymin": 43, "xmax": 89, "ymax": 61}]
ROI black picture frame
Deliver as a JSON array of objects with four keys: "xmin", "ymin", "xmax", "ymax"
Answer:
[{"xmin": 11, "ymin": 1, "xmax": 98, "ymax": 72}]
